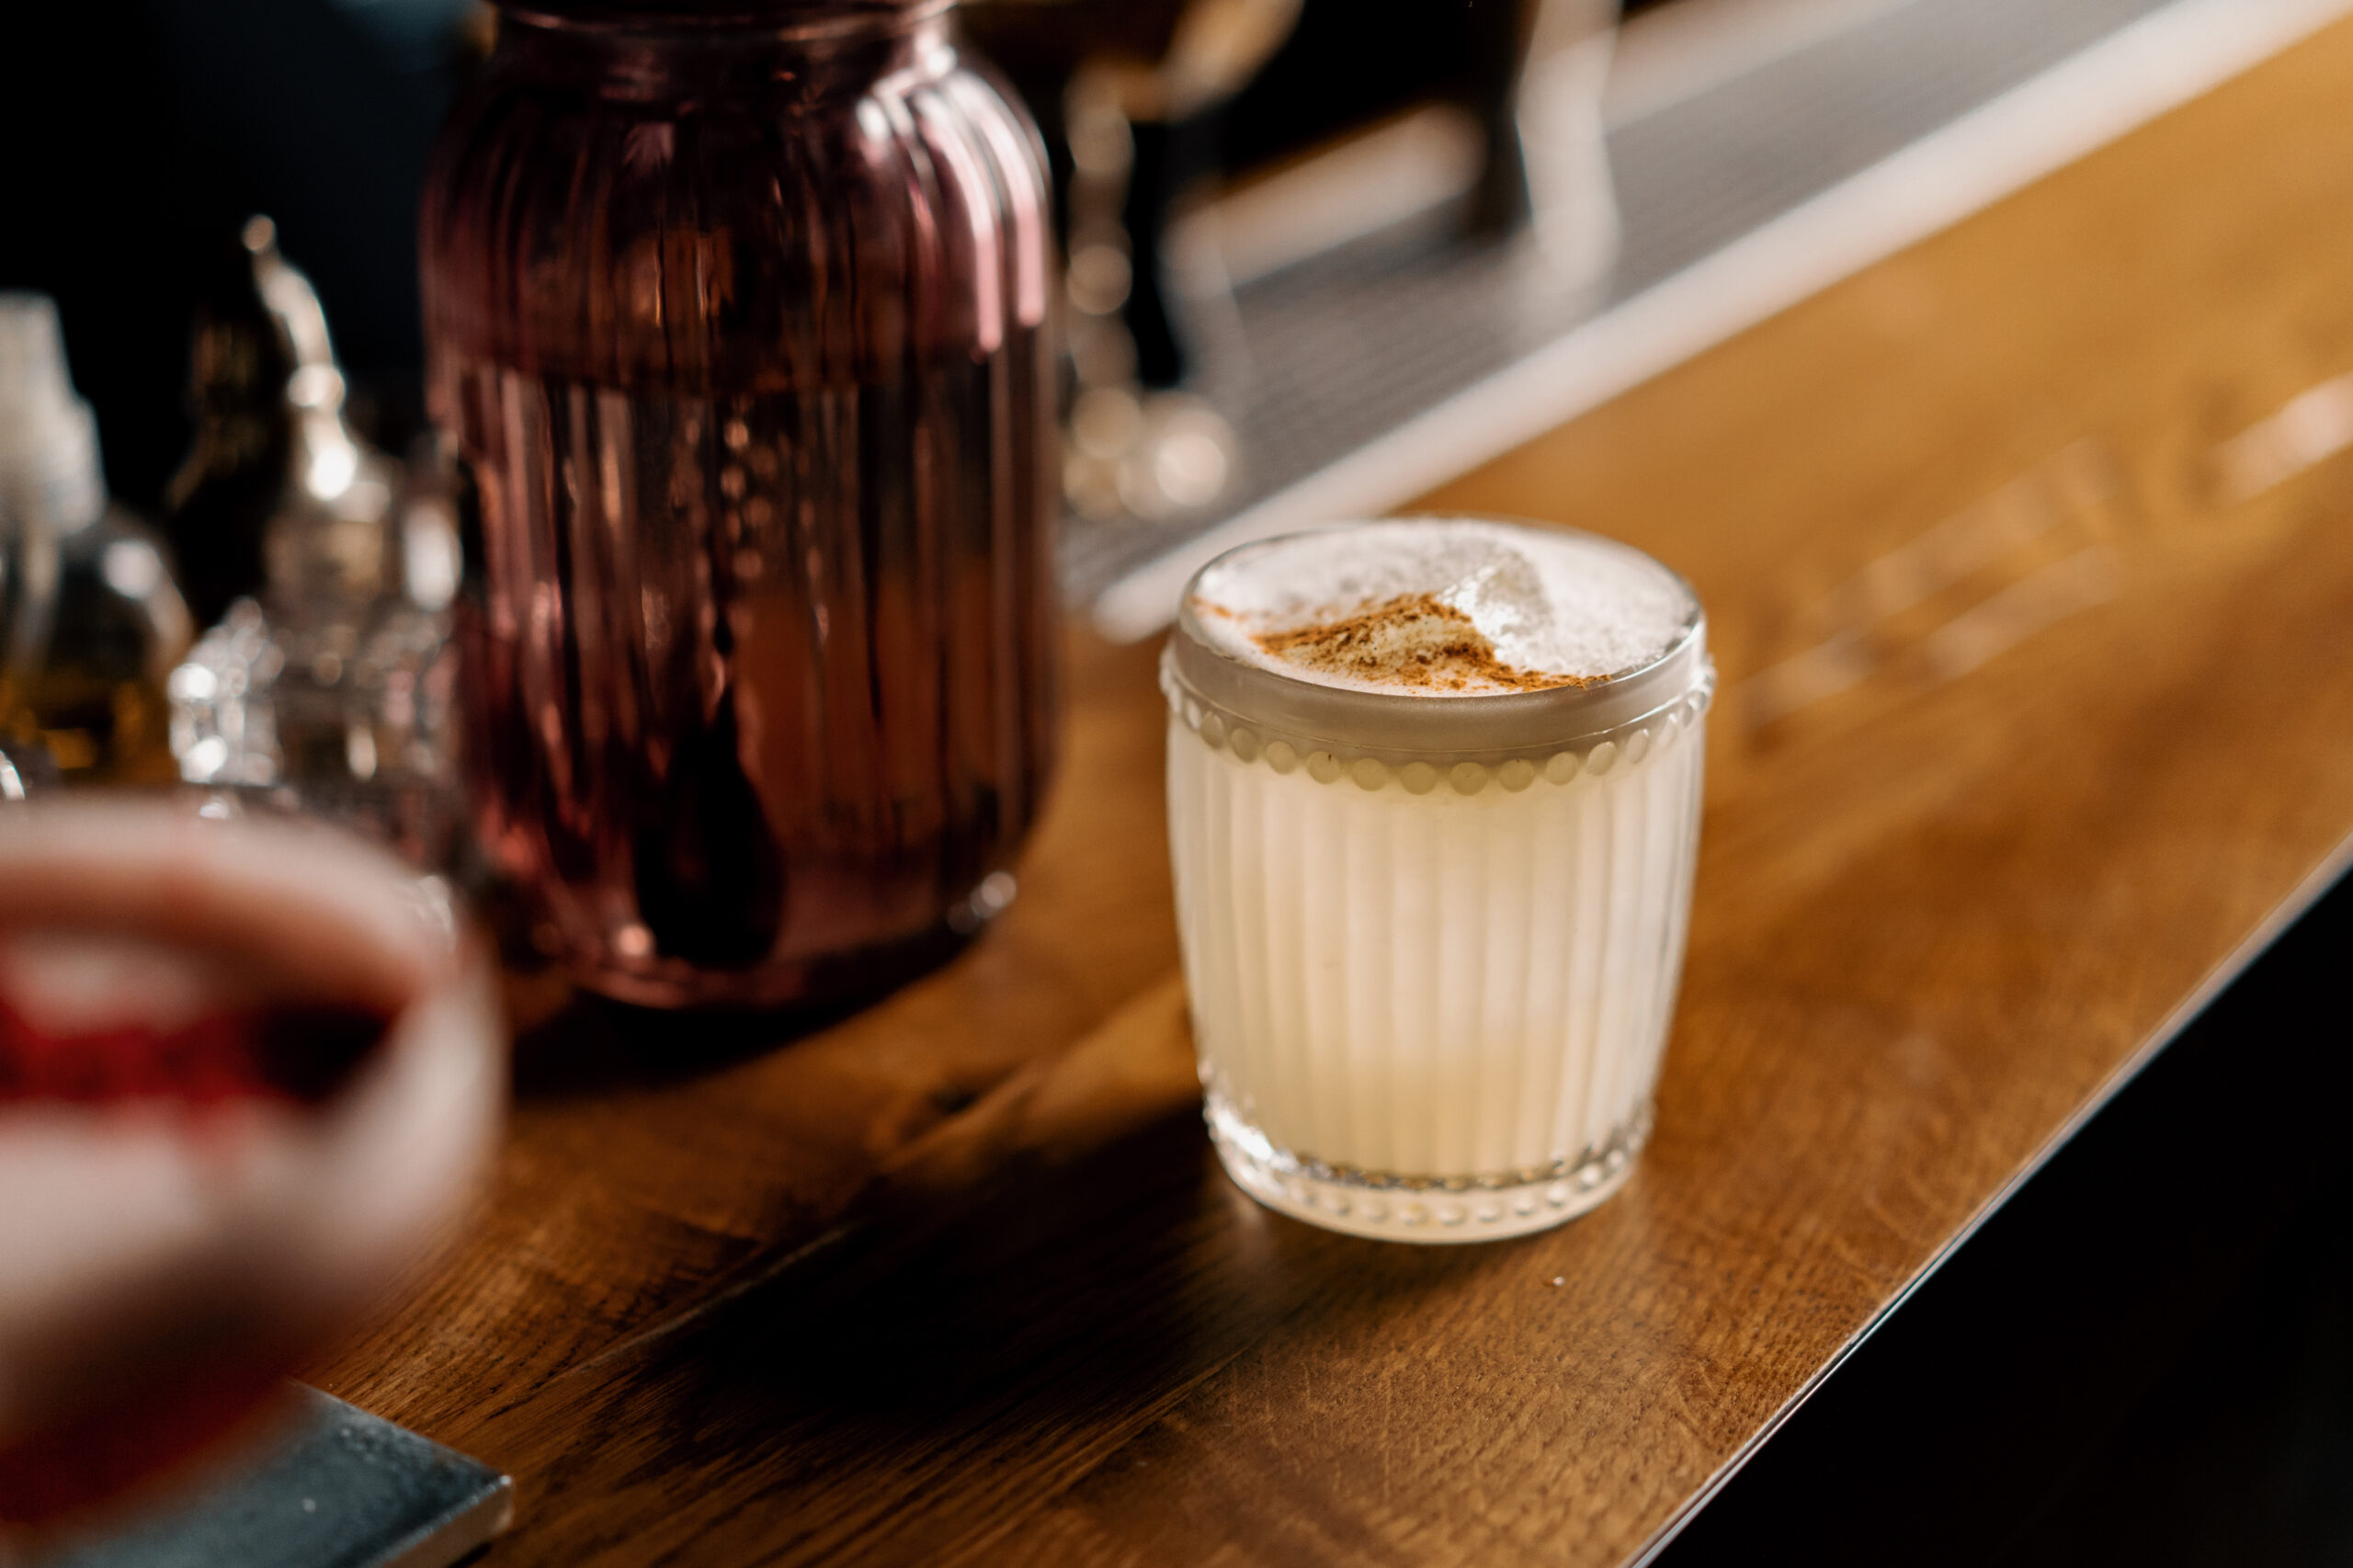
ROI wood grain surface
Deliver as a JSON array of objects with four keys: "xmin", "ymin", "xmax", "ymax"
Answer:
[{"xmin": 309, "ymin": 21, "xmax": 2353, "ymax": 1566}]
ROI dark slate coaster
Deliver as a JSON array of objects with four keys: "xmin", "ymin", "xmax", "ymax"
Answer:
[{"xmin": 39, "ymin": 1386, "xmax": 512, "ymax": 1568}]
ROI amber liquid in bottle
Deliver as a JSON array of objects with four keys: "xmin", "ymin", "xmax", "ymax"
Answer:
[{"xmin": 422, "ymin": 6, "xmax": 1059, "ymax": 1006}]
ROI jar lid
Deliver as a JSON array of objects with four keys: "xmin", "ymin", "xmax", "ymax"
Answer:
[{"xmin": 1165, "ymin": 518, "xmax": 1711, "ymax": 765}]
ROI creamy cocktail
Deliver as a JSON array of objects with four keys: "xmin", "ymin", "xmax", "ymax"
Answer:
[{"xmin": 1165, "ymin": 518, "xmax": 1711, "ymax": 1241}]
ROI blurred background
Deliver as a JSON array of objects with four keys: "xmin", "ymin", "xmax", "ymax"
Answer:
[
  {"xmin": 4, "ymin": 0, "xmax": 1640, "ymax": 515},
  {"xmin": 0, "ymin": 0, "xmax": 2183, "ymax": 598},
  {"xmin": 0, "ymin": 0, "xmax": 2220, "ymax": 813},
  {"xmin": 0, "ymin": 0, "xmax": 487, "ymax": 509}
]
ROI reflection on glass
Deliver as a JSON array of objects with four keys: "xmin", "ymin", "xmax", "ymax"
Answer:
[{"xmin": 420, "ymin": 4, "xmax": 1060, "ymax": 1007}]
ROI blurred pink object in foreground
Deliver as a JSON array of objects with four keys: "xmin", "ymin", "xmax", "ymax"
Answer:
[{"xmin": 0, "ymin": 801, "xmax": 505, "ymax": 1523}]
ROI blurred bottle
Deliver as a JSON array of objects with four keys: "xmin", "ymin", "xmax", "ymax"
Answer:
[
  {"xmin": 168, "ymin": 245, "xmax": 460, "ymax": 865},
  {"xmin": 40, "ymin": 505, "xmax": 192, "ymax": 783},
  {"xmin": 163, "ymin": 219, "xmax": 307, "ymax": 631},
  {"xmin": 0, "ymin": 294, "xmax": 192, "ymax": 784},
  {"xmin": 0, "ymin": 299, "xmax": 65, "ymax": 744}
]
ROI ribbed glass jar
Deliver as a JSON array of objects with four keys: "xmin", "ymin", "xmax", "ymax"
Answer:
[
  {"xmin": 421, "ymin": 0, "xmax": 1059, "ymax": 1006},
  {"xmin": 1165, "ymin": 521, "xmax": 1711, "ymax": 1242}
]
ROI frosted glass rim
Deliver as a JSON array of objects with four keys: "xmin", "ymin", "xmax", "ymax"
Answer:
[{"xmin": 1171, "ymin": 517, "xmax": 1708, "ymax": 758}]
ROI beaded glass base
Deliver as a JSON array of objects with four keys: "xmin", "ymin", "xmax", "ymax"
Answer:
[{"xmin": 1207, "ymin": 1093, "xmax": 1651, "ymax": 1243}]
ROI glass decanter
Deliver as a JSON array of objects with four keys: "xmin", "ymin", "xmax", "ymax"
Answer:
[
  {"xmin": 170, "ymin": 247, "xmax": 462, "ymax": 866},
  {"xmin": 420, "ymin": 0, "xmax": 1060, "ymax": 1007}
]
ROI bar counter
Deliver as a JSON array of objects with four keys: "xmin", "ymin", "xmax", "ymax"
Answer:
[{"xmin": 309, "ymin": 20, "xmax": 2353, "ymax": 1565}]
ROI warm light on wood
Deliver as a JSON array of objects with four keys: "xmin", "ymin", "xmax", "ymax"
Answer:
[{"xmin": 312, "ymin": 19, "xmax": 2353, "ymax": 1564}]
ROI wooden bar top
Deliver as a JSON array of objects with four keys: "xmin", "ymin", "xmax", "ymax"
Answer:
[{"xmin": 313, "ymin": 21, "xmax": 2353, "ymax": 1566}]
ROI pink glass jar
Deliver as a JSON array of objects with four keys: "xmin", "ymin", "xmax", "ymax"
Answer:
[{"xmin": 421, "ymin": 0, "xmax": 1058, "ymax": 1007}]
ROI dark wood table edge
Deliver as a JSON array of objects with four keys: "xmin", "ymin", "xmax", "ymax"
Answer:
[{"xmin": 1628, "ymin": 826, "xmax": 2353, "ymax": 1567}]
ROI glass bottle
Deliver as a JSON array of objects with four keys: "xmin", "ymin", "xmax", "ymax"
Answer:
[
  {"xmin": 420, "ymin": 0, "xmax": 1060, "ymax": 1008},
  {"xmin": 37, "ymin": 502, "xmax": 191, "ymax": 782},
  {"xmin": 167, "ymin": 270, "xmax": 462, "ymax": 867},
  {"xmin": 0, "ymin": 298, "xmax": 65, "ymax": 748},
  {"xmin": 0, "ymin": 294, "xmax": 192, "ymax": 784},
  {"xmin": 163, "ymin": 218, "xmax": 310, "ymax": 632}
]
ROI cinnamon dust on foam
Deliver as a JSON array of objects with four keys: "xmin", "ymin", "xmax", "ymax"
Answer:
[{"xmin": 1243, "ymin": 593, "xmax": 1601, "ymax": 694}]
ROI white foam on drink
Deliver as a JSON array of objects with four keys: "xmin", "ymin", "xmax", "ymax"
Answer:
[{"xmin": 1188, "ymin": 520, "xmax": 1691, "ymax": 696}]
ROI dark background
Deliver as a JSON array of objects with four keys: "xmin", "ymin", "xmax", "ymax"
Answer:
[
  {"xmin": 0, "ymin": 0, "xmax": 1665, "ymax": 520},
  {"xmin": 0, "ymin": 0, "xmax": 477, "ymax": 510}
]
